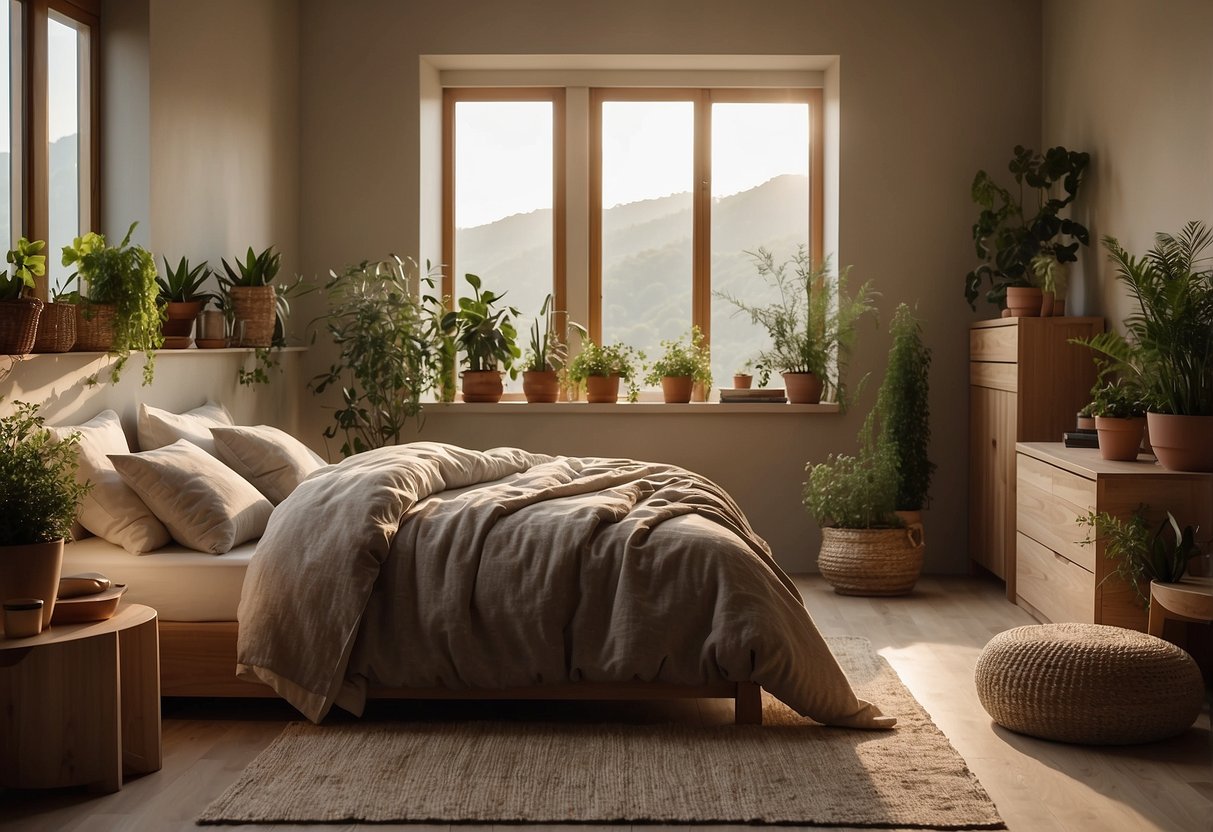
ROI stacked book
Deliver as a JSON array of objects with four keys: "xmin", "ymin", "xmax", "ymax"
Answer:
[
  {"xmin": 1063, "ymin": 428, "xmax": 1099, "ymax": 449},
  {"xmin": 719, "ymin": 387, "xmax": 788, "ymax": 404}
]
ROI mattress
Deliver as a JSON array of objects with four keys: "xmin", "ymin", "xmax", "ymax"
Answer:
[{"xmin": 61, "ymin": 537, "xmax": 256, "ymax": 621}]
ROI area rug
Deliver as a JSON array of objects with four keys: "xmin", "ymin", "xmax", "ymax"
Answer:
[{"xmin": 198, "ymin": 637, "xmax": 1003, "ymax": 828}]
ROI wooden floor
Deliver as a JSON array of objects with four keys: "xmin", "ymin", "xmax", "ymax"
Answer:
[{"xmin": 2, "ymin": 575, "xmax": 1210, "ymax": 832}]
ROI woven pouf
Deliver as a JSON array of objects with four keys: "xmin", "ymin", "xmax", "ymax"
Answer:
[{"xmin": 975, "ymin": 623, "xmax": 1205, "ymax": 745}]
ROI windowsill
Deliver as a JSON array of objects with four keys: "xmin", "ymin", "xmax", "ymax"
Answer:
[
  {"xmin": 427, "ymin": 401, "xmax": 840, "ymax": 414},
  {"xmin": 11, "ymin": 346, "xmax": 307, "ymax": 357}
]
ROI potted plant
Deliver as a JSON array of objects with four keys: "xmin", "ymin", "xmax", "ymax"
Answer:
[
  {"xmin": 521, "ymin": 294, "xmax": 586, "ymax": 403},
  {"xmin": 643, "ymin": 326, "xmax": 712, "ymax": 403},
  {"xmin": 1030, "ymin": 253, "xmax": 1070, "ymax": 317},
  {"xmin": 716, "ymin": 245, "xmax": 876, "ymax": 406},
  {"xmin": 440, "ymin": 273, "xmax": 521, "ymax": 403},
  {"xmin": 1077, "ymin": 222, "xmax": 1213, "ymax": 471},
  {"xmin": 61, "ymin": 221, "xmax": 163, "ymax": 384},
  {"xmin": 311, "ymin": 256, "xmax": 445, "ymax": 457},
  {"xmin": 964, "ymin": 145, "xmax": 1090, "ymax": 314},
  {"xmin": 156, "ymin": 256, "xmax": 215, "ymax": 348},
  {"xmin": 0, "ymin": 401, "xmax": 91, "ymax": 630},
  {"xmin": 568, "ymin": 341, "xmax": 642, "ymax": 403},
  {"xmin": 0, "ymin": 237, "xmax": 46, "ymax": 355},
  {"xmin": 1087, "ymin": 377, "xmax": 1148, "ymax": 462},
  {"xmin": 732, "ymin": 362, "xmax": 754, "ymax": 390},
  {"xmin": 1078, "ymin": 507, "xmax": 1201, "ymax": 607},
  {"xmin": 218, "ymin": 245, "xmax": 283, "ymax": 348}
]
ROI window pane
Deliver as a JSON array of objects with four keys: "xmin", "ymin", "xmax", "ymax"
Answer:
[
  {"xmin": 709, "ymin": 102, "xmax": 809, "ymax": 391},
  {"xmin": 454, "ymin": 100, "xmax": 553, "ymax": 390},
  {"xmin": 47, "ymin": 14, "xmax": 81, "ymax": 296},
  {"xmin": 0, "ymin": 3, "xmax": 10, "ymax": 258},
  {"xmin": 600, "ymin": 100, "xmax": 693, "ymax": 371}
]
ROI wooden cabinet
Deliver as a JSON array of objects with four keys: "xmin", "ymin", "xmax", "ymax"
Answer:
[
  {"xmin": 969, "ymin": 316, "xmax": 1103, "ymax": 598},
  {"xmin": 1015, "ymin": 443, "xmax": 1213, "ymax": 632}
]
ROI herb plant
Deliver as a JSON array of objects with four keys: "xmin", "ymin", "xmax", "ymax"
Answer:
[
  {"xmin": 440, "ymin": 273, "xmax": 521, "ymax": 376},
  {"xmin": 803, "ymin": 441, "xmax": 902, "ymax": 530},
  {"xmin": 0, "ymin": 238, "xmax": 47, "ymax": 300},
  {"xmin": 1087, "ymin": 377, "xmax": 1148, "ymax": 419},
  {"xmin": 1078, "ymin": 507, "xmax": 1201, "ymax": 606},
  {"xmin": 568, "ymin": 341, "xmax": 643, "ymax": 402},
  {"xmin": 643, "ymin": 326, "xmax": 712, "ymax": 388},
  {"xmin": 0, "ymin": 401, "xmax": 91, "ymax": 545}
]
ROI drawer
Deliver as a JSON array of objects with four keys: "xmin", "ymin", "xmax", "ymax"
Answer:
[
  {"xmin": 970, "ymin": 325, "xmax": 1018, "ymax": 362},
  {"xmin": 1016, "ymin": 532, "xmax": 1095, "ymax": 624},
  {"xmin": 970, "ymin": 361, "xmax": 1017, "ymax": 392},
  {"xmin": 1016, "ymin": 479, "xmax": 1096, "ymax": 571},
  {"xmin": 1017, "ymin": 454, "xmax": 1096, "ymax": 512}
]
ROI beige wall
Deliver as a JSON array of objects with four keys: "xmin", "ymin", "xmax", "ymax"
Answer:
[{"xmin": 1043, "ymin": 0, "xmax": 1213, "ymax": 325}]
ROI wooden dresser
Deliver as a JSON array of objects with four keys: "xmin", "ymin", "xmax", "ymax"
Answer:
[
  {"xmin": 969, "ymin": 317, "xmax": 1103, "ymax": 598},
  {"xmin": 1015, "ymin": 442, "xmax": 1213, "ymax": 632}
]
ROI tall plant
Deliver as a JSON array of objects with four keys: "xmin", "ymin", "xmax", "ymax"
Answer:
[
  {"xmin": 310, "ymin": 256, "xmax": 445, "ymax": 458},
  {"xmin": 0, "ymin": 401, "xmax": 91, "ymax": 545}
]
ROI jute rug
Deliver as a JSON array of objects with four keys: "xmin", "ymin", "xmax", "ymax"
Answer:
[{"xmin": 198, "ymin": 637, "xmax": 1003, "ymax": 828}]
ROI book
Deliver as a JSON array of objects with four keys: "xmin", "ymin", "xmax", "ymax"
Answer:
[
  {"xmin": 718, "ymin": 387, "xmax": 785, "ymax": 399},
  {"xmin": 1063, "ymin": 431, "xmax": 1100, "ymax": 449}
]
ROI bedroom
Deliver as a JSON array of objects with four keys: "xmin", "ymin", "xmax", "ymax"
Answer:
[{"xmin": 0, "ymin": 0, "xmax": 1210, "ymax": 829}]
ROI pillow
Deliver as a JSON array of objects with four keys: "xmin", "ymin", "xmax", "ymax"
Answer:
[
  {"xmin": 49, "ymin": 410, "xmax": 171, "ymax": 554},
  {"xmin": 137, "ymin": 401, "xmax": 233, "ymax": 457},
  {"xmin": 211, "ymin": 425, "xmax": 328, "ymax": 504},
  {"xmin": 110, "ymin": 440, "xmax": 274, "ymax": 554}
]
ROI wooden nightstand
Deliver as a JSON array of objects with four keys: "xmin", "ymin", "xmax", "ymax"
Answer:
[{"xmin": 0, "ymin": 603, "xmax": 161, "ymax": 793}]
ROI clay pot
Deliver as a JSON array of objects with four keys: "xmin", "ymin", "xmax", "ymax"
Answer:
[
  {"xmin": 661, "ymin": 376, "xmax": 694, "ymax": 403},
  {"xmin": 732, "ymin": 374, "xmax": 752, "ymax": 389},
  {"xmin": 461, "ymin": 370, "xmax": 504, "ymax": 403},
  {"xmin": 1005, "ymin": 287, "xmax": 1043, "ymax": 318},
  {"xmin": 1053, "ymin": 299, "xmax": 1066, "ymax": 316},
  {"xmin": 162, "ymin": 300, "xmax": 205, "ymax": 347},
  {"xmin": 1095, "ymin": 416, "xmax": 1146, "ymax": 462},
  {"xmin": 1076, "ymin": 414, "xmax": 1096, "ymax": 431},
  {"xmin": 585, "ymin": 375, "xmax": 621, "ymax": 403},
  {"xmin": 1040, "ymin": 290, "xmax": 1055, "ymax": 317},
  {"xmin": 1146, "ymin": 412, "xmax": 1213, "ymax": 472},
  {"xmin": 0, "ymin": 539, "xmax": 64, "ymax": 631},
  {"xmin": 522, "ymin": 370, "xmax": 559, "ymax": 403},
  {"xmin": 783, "ymin": 371, "xmax": 823, "ymax": 404}
]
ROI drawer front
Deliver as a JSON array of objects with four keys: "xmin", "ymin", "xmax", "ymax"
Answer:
[
  {"xmin": 1016, "ymin": 479, "xmax": 1096, "ymax": 571},
  {"xmin": 970, "ymin": 361, "xmax": 1017, "ymax": 392},
  {"xmin": 970, "ymin": 325, "xmax": 1018, "ymax": 362},
  {"xmin": 1016, "ymin": 532, "xmax": 1095, "ymax": 624},
  {"xmin": 1017, "ymin": 455, "xmax": 1097, "ymax": 512}
]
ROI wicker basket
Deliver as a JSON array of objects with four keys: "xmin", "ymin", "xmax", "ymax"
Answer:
[
  {"xmin": 227, "ymin": 285, "xmax": 276, "ymax": 347},
  {"xmin": 975, "ymin": 623, "xmax": 1205, "ymax": 745},
  {"xmin": 73, "ymin": 302, "xmax": 118, "ymax": 352},
  {"xmin": 817, "ymin": 525, "xmax": 924, "ymax": 596},
  {"xmin": 0, "ymin": 298, "xmax": 44, "ymax": 355},
  {"xmin": 31, "ymin": 302, "xmax": 76, "ymax": 352}
]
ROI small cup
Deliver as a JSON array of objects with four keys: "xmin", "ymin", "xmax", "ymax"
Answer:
[{"xmin": 3, "ymin": 598, "xmax": 45, "ymax": 638}]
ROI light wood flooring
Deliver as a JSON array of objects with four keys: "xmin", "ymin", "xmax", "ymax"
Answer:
[{"xmin": 2, "ymin": 575, "xmax": 1210, "ymax": 832}]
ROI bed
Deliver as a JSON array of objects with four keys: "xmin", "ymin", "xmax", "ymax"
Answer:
[{"xmin": 60, "ymin": 419, "xmax": 892, "ymax": 731}]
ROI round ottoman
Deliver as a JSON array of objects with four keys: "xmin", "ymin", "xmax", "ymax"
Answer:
[{"xmin": 974, "ymin": 623, "xmax": 1205, "ymax": 745}]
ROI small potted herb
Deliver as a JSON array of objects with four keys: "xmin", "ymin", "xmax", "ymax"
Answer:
[
  {"xmin": 521, "ymin": 294, "xmax": 586, "ymax": 403},
  {"xmin": 643, "ymin": 326, "xmax": 712, "ymax": 403},
  {"xmin": 568, "ymin": 341, "xmax": 642, "ymax": 403},
  {"xmin": 440, "ymin": 273, "xmax": 521, "ymax": 403},
  {"xmin": 157, "ymin": 256, "xmax": 215, "ymax": 348},
  {"xmin": 1088, "ymin": 378, "xmax": 1148, "ymax": 461}
]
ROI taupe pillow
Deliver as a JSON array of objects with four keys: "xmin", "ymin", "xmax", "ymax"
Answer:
[
  {"xmin": 110, "ymin": 440, "xmax": 273, "ymax": 554},
  {"xmin": 211, "ymin": 425, "xmax": 328, "ymax": 504},
  {"xmin": 137, "ymin": 401, "xmax": 233, "ymax": 457},
  {"xmin": 49, "ymin": 410, "xmax": 171, "ymax": 554}
]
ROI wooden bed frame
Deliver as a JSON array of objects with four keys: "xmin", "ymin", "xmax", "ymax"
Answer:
[{"xmin": 158, "ymin": 621, "xmax": 764, "ymax": 725}]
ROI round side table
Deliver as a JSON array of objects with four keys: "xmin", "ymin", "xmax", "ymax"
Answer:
[{"xmin": 0, "ymin": 603, "xmax": 162, "ymax": 793}]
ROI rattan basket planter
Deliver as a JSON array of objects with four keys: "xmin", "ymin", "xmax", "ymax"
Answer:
[
  {"xmin": 31, "ymin": 302, "xmax": 76, "ymax": 352},
  {"xmin": 817, "ymin": 525, "xmax": 924, "ymax": 596},
  {"xmin": 227, "ymin": 285, "xmax": 276, "ymax": 347},
  {"xmin": 0, "ymin": 298, "xmax": 43, "ymax": 355},
  {"xmin": 73, "ymin": 303, "xmax": 117, "ymax": 351},
  {"xmin": 975, "ymin": 623, "xmax": 1205, "ymax": 745}
]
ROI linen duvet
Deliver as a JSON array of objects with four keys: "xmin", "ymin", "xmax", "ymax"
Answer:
[{"xmin": 236, "ymin": 442, "xmax": 893, "ymax": 730}]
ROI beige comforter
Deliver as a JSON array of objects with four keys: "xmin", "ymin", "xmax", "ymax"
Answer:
[{"xmin": 236, "ymin": 442, "xmax": 893, "ymax": 730}]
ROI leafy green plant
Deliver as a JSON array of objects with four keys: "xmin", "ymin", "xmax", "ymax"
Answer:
[
  {"xmin": 1078, "ymin": 507, "xmax": 1201, "ymax": 606},
  {"xmin": 61, "ymin": 222, "xmax": 163, "ymax": 385},
  {"xmin": 1075, "ymin": 222, "xmax": 1213, "ymax": 416},
  {"xmin": 0, "ymin": 238, "xmax": 47, "ymax": 300},
  {"xmin": 524, "ymin": 293, "xmax": 586, "ymax": 373},
  {"xmin": 643, "ymin": 326, "xmax": 712, "ymax": 388},
  {"xmin": 157, "ymin": 256, "xmax": 215, "ymax": 304},
  {"xmin": 310, "ymin": 256, "xmax": 446, "ymax": 457},
  {"xmin": 965, "ymin": 145, "xmax": 1090, "ymax": 309},
  {"xmin": 716, "ymin": 245, "xmax": 876, "ymax": 407},
  {"xmin": 0, "ymin": 401, "xmax": 91, "ymax": 545},
  {"xmin": 568, "ymin": 341, "xmax": 643, "ymax": 402},
  {"xmin": 440, "ymin": 273, "xmax": 521, "ymax": 376},
  {"xmin": 1087, "ymin": 377, "xmax": 1148, "ymax": 419},
  {"xmin": 219, "ymin": 246, "xmax": 281, "ymax": 288},
  {"xmin": 803, "ymin": 441, "xmax": 902, "ymax": 530}
]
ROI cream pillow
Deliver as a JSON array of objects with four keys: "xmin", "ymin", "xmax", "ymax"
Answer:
[
  {"xmin": 110, "ymin": 440, "xmax": 274, "ymax": 554},
  {"xmin": 211, "ymin": 425, "xmax": 328, "ymax": 504},
  {"xmin": 137, "ymin": 401, "xmax": 233, "ymax": 457},
  {"xmin": 49, "ymin": 410, "xmax": 171, "ymax": 554}
]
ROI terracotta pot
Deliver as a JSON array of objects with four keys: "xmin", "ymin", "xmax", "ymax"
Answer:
[
  {"xmin": 1005, "ymin": 286, "xmax": 1043, "ymax": 318},
  {"xmin": 660, "ymin": 376, "xmax": 694, "ymax": 403},
  {"xmin": 522, "ymin": 370, "xmax": 559, "ymax": 403},
  {"xmin": 1053, "ymin": 298, "xmax": 1066, "ymax": 316},
  {"xmin": 1146, "ymin": 412, "xmax": 1213, "ymax": 472},
  {"xmin": 1076, "ymin": 414, "xmax": 1096, "ymax": 431},
  {"xmin": 161, "ymin": 300, "xmax": 204, "ymax": 344},
  {"xmin": 817, "ymin": 526, "xmax": 924, "ymax": 596},
  {"xmin": 1095, "ymin": 416, "xmax": 1146, "ymax": 462},
  {"xmin": 732, "ymin": 374, "xmax": 752, "ymax": 390},
  {"xmin": 0, "ymin": 539, "xmax": 64, "ymax": 631},
  {"xmin": 585, "ymin": 375, "xmax": 621, "ymax": 403},
  {"xmin": 1040, "ymin": 290, "xmax": 1055, "ymax": 317},
  {"xmin": 782, "ymin": 371, "xmax": 823, "ymax": 404},
  {"xmin": 461, "ymin": 370, "xmax": 504, "ymax": 403},
  {"xmin": 227, "ymin": 285, "xmax": 276, "ymax": 347}
]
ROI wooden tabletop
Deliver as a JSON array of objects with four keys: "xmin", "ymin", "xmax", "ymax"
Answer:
[{"xmin": 0, "ymin": 603, "xmax": 156, "ymax": 648}]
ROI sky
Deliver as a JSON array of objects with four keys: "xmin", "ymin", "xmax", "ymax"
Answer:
[
  {"xmin": 0, "ymin": 10, "xmax": 81, "ymax": 156},
  {"xmin": 455, "ymin": 99, "xmax": 809, "ymax": 229}
]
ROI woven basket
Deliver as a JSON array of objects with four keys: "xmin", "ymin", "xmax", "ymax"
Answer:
[
  {"xmin": 31, "ymin": 302, "xmax": 76, "ymax": 352},
  {"xmin": 975, "ymin": 623, "xmax": 1205, "ymax": 745},
  {"xmin": 73, "ymin": 302, "xmax": 118, "ymax": 352},
  {"xmin": 228, "ymin": 285, "xmax": 276, "ymax": 347},
  {"xmin": 817, "ymin": 525, "xmax": 924, "ymax": 596},
  {"xmin": 0, "ymin": 298, "xmax": 43, "ymax": 355}
]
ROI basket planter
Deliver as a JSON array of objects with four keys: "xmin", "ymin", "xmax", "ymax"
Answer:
[
  {"xmin": 1094, "ymin": 416, "xmax": 1146, "ymax": 462},
  {"xmin": 660, "ymin": 376, "xmax": 693, "ymax": 404},
  {"xmin": 585, "ymin": 375, "xmax": 621, "ymax": 403},
  {"xmin": 782, "ymin": 372, "xmax": 823, "ymax": 404},
  {"xmin": 227, "ymin": 285, "xmax": 276, "ymax": 347},
  {"xmin": 817, "ymin": 525, "xmax": 925, "ymax": 596},
  {"xmin": 461, "ymin": 370, "xmax": 504, "ymax": 403},
  {"xmin": 161, "ymin": 300, "xmax": 205, "ymax": 346},
  {"xmin": 0, "ymin": 539, "xmax": 64, "ymax": 630},
  {"xmin": 73, "ymin": 303, "xmax": 117, "ymax": 352},
  {"xmin": 522, "ymin": 370, "xmax": 559, "ymax": 403},
  {"xmin": 1147, "ymin": 412, "xmax": 1213, "ymax": 472},
  {"xmin": 31, "ymin": 302, "xmax": 75, "ymax": 352},
  {"xmin": 0, "ymin": 298, "xmax": 43, "ymax": 355}
]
